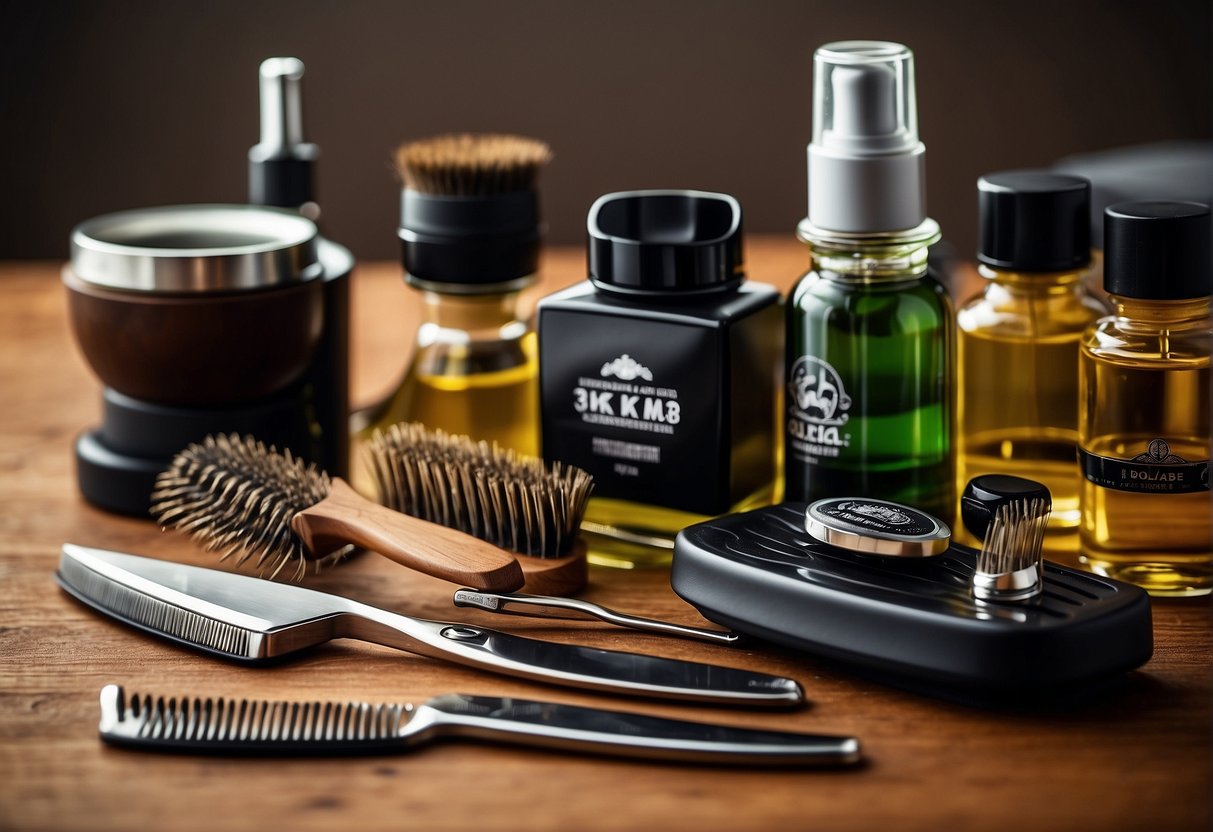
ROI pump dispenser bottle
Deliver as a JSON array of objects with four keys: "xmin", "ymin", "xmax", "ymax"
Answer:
[
  {"xmin": 957, "ymin": 172, "xmax": 1107, "ymax": 545},
  {"xmin": 785, "ymin": 41, "xmax": 954, "ymax": 521},
  {"xmin": 1079, "ymin": 201, "xmax": 1211, "ymax": 596}
]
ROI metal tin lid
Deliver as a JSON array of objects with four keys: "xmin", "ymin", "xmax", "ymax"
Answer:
[
  {"xmin": 805, "ymin": 497, "xmax": 951, "ymax": 557},
  {"xmin": 70, "ymin": 204, "xmax": 322, "ymax": 293}
]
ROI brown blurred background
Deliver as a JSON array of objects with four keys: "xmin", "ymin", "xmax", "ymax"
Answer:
[{"xmin": 1, "ymin": 0, "xmax": 1209, "ymax": 264}]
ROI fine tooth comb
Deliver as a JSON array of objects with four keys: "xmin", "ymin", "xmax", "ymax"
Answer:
[
  {"xmin": 150, "ymin": 433, "xmax": 524, "ymax": 591},
  {"xmin": 57, "ymin": 544, "xmax": 804, "ymax": 707},
  {"xmin": 98, "ymin": 684, "xmax": 859, "ymax": 765}
]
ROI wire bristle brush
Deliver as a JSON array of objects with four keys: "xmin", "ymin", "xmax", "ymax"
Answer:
[
  {"xmin": 150, "ymin": 434, "xmax": 523, "ymax": 591},
  {"xmin": 972, "ymin": 497, "xmax": 1050, "ymax": 604},
  {"xmin": 366, "ymin": 423, "xmax": 593, "ymax": 595}
]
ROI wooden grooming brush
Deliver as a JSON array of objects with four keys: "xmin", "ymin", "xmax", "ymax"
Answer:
[
  {"xmin": 365, "ymin": 423, "xmax": 593, "ymax": 595},
  {"xmin": 150, "ymin": 434, "xmax": 524, "ymax": 591}
]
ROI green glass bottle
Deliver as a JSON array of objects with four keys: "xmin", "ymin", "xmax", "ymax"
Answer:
[{"xmin": 785, "ymin": 41, "xmax": 954, "ymax": 521}]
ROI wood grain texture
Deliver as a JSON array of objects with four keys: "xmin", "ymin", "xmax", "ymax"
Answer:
[
  {"xmin": 1, "ymin": 240, "xmax": 1209, "ymax": 832},
  {"xmin": 294, "ymin": 478, "xmax": 525, "ymax": 592}
]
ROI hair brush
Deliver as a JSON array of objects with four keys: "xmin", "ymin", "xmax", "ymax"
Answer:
[
  {"xmin": 364, "ymin": 425, "xmax": 737, "ymax": 641},
  {"xmin": 365, "ymin": 423, "xmax": 592, "ymax": 595},
  {"xmin": 150, "ymin": 433, "xmax": 523, "ymax": 591}
]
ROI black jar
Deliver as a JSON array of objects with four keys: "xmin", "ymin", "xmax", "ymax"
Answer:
[{"xmin": 538, "ymin": 190, "xmax": 781, "ymax": 567}]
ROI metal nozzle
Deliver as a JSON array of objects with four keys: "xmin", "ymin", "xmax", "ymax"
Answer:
[
  {"xmin": 258, "ymin": 57, "xmax": 306, "ymax": 151},
  {"xmin": 248, "ymin": 57, "xmax": 317, "ymax": 212}
]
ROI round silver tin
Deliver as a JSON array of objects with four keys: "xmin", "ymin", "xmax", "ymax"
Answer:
[
  {"xmin": 805, "ymin": 497, "xmax": 951, "ymax": 557},
  {"xmin": 70, "ymin": 204, "xmax": 322, "ymax": 293}
]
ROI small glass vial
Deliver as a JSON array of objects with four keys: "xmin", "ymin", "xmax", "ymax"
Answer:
[
  {"xmin": 539, "ymin": 190, "xmax": 781, "ymax": 567},
  {"xmin": 957, "ymin": 171, "xmax": 1108, "ymax": 545},
  {"xmin": 786, "ymin": 41, "xmax": 954, "ymax": 522},
  {"xmin": 1079, "ymin": 201, "xmax": 1211, "ymax": 596}
]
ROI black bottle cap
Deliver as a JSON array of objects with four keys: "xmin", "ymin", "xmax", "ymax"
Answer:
[
  {"xmin": 960, "ymin": 475, "xmax": 1052, "ymax": 541},
  {"xmin": 587, "ymin": 190, "xmax": 744, "ymax": 294},
  {"xmin": 399, "ymin": 190, "xmax": 540, "ymax": 291},
  {"xmin": 248, "ymin": 150, "xmax": 317, "ymax": 210},
  {"xmin": 1103, "ymin": 201, "xmax": 1212, "ymax": 300},
  {"xmin": 977, "ymin": 171, "xmax": 1091, "ymax": 272}
]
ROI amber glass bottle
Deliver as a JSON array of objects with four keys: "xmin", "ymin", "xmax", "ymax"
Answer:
[
  {"xmin": 1078, "ymin": 202, "xmax": 1211, "ymax": 596},
  {"xmin": 356, "ymin": 135, "xmax": 549, "ymax": 486},
  {"xmin": 957, "ymin": 172, "xmax": 1107, "ymax": 545},
  {"xmin": 365, "ymin": 290, "xmax": 538, "ymax": 456}
]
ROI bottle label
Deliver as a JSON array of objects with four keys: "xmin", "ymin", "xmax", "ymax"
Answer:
[
  {"xmin": 813, "ymin": 499, "xmax": 938, "ymax": 537},
  {"xmin": 539, "ymin": 291, "xmax": 778, "ymax": 517},
  {"xmin": 786, "ymin": 355, "xmax": 852, "ymax": 462},
  {"xmin": 572, "ymin": 354, "xmax": 683, "ymax": 440},
  {"xmin": 1079, "ymin": 439, "xmax": 1210, "ymax": 494}
]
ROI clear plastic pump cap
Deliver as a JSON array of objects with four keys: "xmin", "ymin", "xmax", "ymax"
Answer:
[{"xmin": 813, "ymin": 41, "xmax": 918, "ymax": 157}]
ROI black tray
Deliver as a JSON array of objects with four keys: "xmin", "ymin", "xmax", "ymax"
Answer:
[{"xmin": 672, "ymin": 503, "xmax": 1153, "ymax": 701}]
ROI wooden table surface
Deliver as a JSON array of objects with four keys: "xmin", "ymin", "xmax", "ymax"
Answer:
[{"xmin": 1, "ymin": 238, "xmax": 1209, "ymax": 832}]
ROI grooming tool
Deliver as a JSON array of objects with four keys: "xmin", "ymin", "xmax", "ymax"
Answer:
[
  {"xmin": 98, "ymin": 684, "xmax": 855, "ymax": 765},
  {"xmin": 961, "ymin": 475, "xmax": 1051, "ymax": 603},
  {"xmin": 453, "ymin": 589, "xmax": 740, "ymax": 645},
  {"xmin": 365, "ymin": 423, "xmax": 590, "ymax": 594},
  {"xmin": 671, "ymin": 500, "xmax": 1153, "ymax": 701},
  {"xmin": 805, "ymin": 498, "xmax": 951, "ymax": 557},
  {"xmin": 151, "ymin": 433, "xmax": 523, "ymax": 590},
  {"xmin": 369, "ymin": 425, "xmax": 732, "ymax": 636},
  {"xmin": 57, "ymin": 545, "xmax": 804, "ymax": 707}
]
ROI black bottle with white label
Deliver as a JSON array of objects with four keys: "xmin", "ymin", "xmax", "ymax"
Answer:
[{"xmin": 538, "ymin": 190, "xmax": 781, "ymax": 567}]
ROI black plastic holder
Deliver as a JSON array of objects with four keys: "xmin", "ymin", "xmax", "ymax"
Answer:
[{"xmin": 672, "ymin": 503, "xmax": 1153, "ymax": 704}]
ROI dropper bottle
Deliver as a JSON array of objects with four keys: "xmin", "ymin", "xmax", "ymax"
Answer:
[{"xmin": 785, "ymin": 41, "xmax": 954, "ymax": 521}]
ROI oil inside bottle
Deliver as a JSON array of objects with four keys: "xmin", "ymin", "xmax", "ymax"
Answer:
[
  {"xmin": 355, "ymin": 290, "xmax": 538, "ymax": 495},
  {"xmin": 957, "ymin": 271, "xmax": 1108, "ymax": 544}
]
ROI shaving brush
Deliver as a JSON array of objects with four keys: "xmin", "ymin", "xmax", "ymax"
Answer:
[{"xmin": 354, "ymin": 133, "xmax": 553, "ymax": 476}]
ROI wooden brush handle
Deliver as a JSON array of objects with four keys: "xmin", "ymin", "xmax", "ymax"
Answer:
[{"xmin": 291, "ymin": 479, "xmax": 524, "ymax": 592}]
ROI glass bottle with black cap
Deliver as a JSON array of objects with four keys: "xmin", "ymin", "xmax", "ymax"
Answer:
[
  {"xmin": 957, "ymin": 171, "xmax": 1108, "ymax": 547},
  {"xmin": 1079, "ymin": 201, "xmax": 1212, "ymax": 596},
  {"xmin": 538, "ymin": 190, "xmax": 781, "ymax": 568}
]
